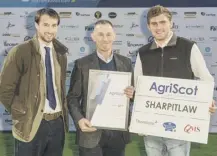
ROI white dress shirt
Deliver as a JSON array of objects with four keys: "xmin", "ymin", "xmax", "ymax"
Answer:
[
  {"xmin": 39, "ymin": 40, "xmax": 61, "ymax": 114},
  {"xmin": 97, "ymin": 51, "xmax": 114, "ymax": 63}
]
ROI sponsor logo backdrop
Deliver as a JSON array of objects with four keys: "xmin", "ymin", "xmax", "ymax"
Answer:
[{"xmin": 0, "ymin": 8, "xmax": 216, "ymax": 133}]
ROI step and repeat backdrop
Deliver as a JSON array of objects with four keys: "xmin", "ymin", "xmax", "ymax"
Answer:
[{"xmin": 0, "ymin": 7, "xmax": 216, "ymax": 132}]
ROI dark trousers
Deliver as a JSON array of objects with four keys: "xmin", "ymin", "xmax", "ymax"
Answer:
[
  {"xmin": 79, "ymin": 130, "xmax": 126, "ymax": 156},
  {"xmin": 14, "ymin": 117, "xmax": 65, "ymax": 156}
]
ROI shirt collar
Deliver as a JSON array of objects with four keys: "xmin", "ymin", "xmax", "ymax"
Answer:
[
  {"xmin": 38, "ymin": 38, "xmax": 53, "ymax": 49},
  {"xmin": 96, "ymin": 51, "xmax": 114, "ymax": 63}
]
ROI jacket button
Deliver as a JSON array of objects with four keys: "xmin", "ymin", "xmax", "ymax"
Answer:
[
  {"xmin": 37, "ymin": 74, "xmax": 39, "ymax": 77},
  {"xmin": 41, "ymin": 109, "xmax": 43, "ymax": 112},
  {"xmin": 34, "ymin": 95, "xmax": 37, "ymax": 98}
]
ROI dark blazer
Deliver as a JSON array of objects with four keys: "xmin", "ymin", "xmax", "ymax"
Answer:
[{"xmin": 67, "ymin": 52, "xmax": 133, "ymax": 148}]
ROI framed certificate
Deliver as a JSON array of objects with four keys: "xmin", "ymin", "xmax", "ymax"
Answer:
[
  {"xmin": 129, "ymin": 76, "xmax": 214, "ymax": 144},
  {"xmin": 86, "ymin": 69, "xmax": 132, "ymax": 131}
]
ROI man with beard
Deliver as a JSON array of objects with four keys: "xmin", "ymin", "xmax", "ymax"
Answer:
[
  {"xmin": 67, "ymin": 20, "xmax": 134, "ymax": 156},
  {"xmin": 0, "ymin": 8, "xmax": 68, "ymax": 156}
]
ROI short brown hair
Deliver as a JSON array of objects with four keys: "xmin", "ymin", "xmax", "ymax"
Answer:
[
  {"xmin": 147, "ymin": 5, "xmax": 172, "ymax": 24},
  {"xmin": 35, "ymin": 8, "xmax": 60, "ymax": 25},
  {"xmin": 95, "ymin": 19, "xmax": 113, "ymax": 27}
]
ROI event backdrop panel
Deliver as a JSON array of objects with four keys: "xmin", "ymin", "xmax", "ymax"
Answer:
[{"xmin": 0, "ymin": 7, "xmax": 216, "ymax": 133}]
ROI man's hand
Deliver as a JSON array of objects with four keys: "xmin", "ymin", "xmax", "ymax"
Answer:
[
  {"xmin": 124, "ymin": 86, "xmax": 134, "ymax": 99},
  {"xmin": 209, "ymin": 100, "xmax": 217, "ymax": 114},
  {"xmin": 78, "ymin": 118, "xmax": 97, "ymax": 132}
]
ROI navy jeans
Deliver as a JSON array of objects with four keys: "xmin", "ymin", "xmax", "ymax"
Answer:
[{"xmin": 14, "ymin": 117, "xmax": 65, "ymax": 156}]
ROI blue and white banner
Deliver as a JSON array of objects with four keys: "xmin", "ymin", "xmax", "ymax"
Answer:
[{"xmin": 0, "ymin": 8, "xmax": 216, "ymax": 132}]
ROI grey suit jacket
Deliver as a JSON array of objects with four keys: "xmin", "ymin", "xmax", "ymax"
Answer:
[{"xmin": 67, "ymin": 52, "xmax": 133, "ymax": 148}]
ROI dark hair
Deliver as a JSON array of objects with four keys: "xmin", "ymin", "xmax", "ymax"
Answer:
[
  {"xmin": 35, "ymin": 8, "xmax": 60, "ymax": 25},
  {"xmin": 95, "ymin": 19, "xmax": 113, "ymax": 27},
  {"xmin": 147, "ymin": 5, "xmax": 172, "ymax": 24}
]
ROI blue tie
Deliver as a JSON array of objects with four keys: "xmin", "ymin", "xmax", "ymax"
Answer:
[{"xmin": 44, "ymin": 46, "xmax": 56, "ymax": 110}]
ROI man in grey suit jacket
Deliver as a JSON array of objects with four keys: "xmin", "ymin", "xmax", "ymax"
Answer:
[{"xmin": 67, "ymin": 20, "xmax": 134, "ymax": 156}]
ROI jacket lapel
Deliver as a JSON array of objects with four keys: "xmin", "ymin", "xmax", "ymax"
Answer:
[
  {"xmin": 31, "ymin": 35, "xmax": 40, "ymax": 54},
  {"xmin": 30, "ymin": 36, "xmax": 42, "ymax": 71},
  {"xmin": 114, "ymin": 53, "xmax": 125, "ymax": 72},
  {"xmin": 88, "ymin": 53, "xmax": 100, "ymax": 70}
]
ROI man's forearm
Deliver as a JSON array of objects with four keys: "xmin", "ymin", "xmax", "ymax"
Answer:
[{"xmin": 67, "ymin": 99, "xmax": 84, "ymax": 128}]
